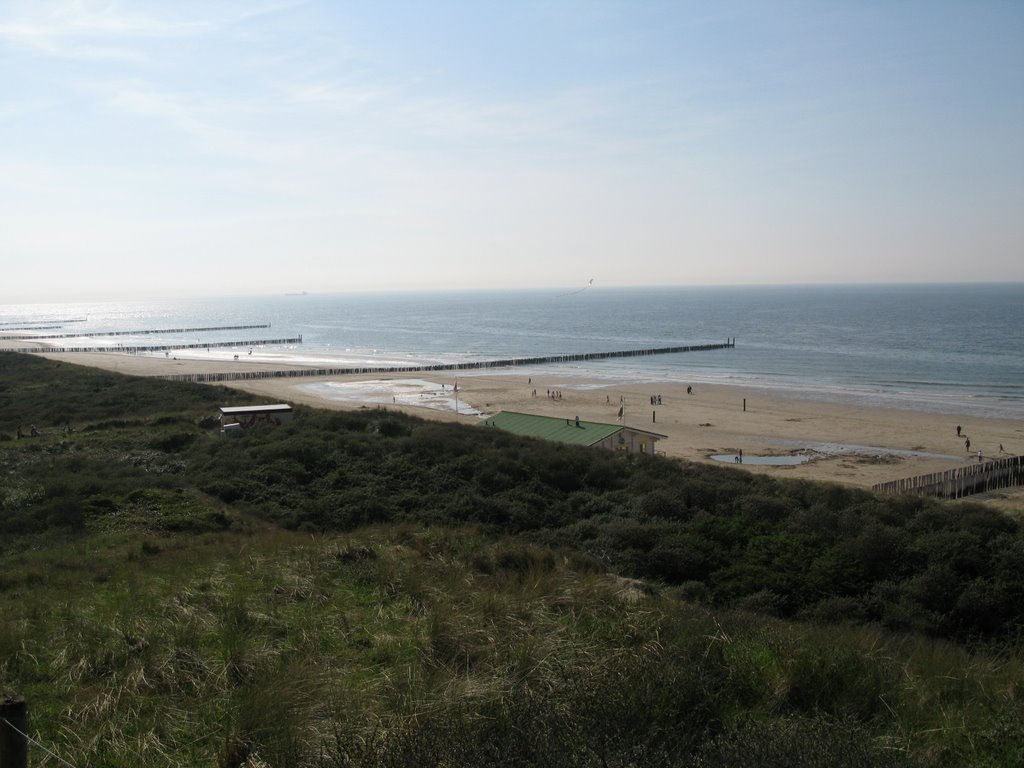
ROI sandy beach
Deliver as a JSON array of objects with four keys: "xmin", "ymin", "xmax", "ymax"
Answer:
[{"xmin": 10, "ymin": 343, "xmax": 1024, "ymax": 510}]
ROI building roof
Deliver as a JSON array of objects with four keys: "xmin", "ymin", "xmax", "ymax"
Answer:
[
  {"xmin": 479, "ymin": 411, "xmax": 666, "ymax": 447},
  {"xmin": 220, "ymin": 404, "xmax": 292, "ymax": 415}
]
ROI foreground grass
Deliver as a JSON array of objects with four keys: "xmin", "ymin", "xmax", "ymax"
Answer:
[
  {"xmin": 2, "ymin": 525, "xmax": 1023, "ymax": 768},
  {"xmin": 3, "ymin": 352, "xmax": 1024, "ymax": 765}
]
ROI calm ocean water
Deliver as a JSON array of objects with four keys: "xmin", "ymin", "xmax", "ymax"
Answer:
[{"xmin": 3, "ymin": 284, "xmax": 1022, "ymax": 418}]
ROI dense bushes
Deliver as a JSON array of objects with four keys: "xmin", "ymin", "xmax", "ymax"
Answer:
[
  {"xmin": 4, "ymin": 355, "xmax": 1024, "ymax": 767},
  {"xmin": 192, "ymin": 411, "xmax": 1023, "ymax": 643},
  {"xmin": 3, "ymin": 352, "xmax": 1024, "ymax": 645},
  {"xmin": 0, "ymin": 351, "xmax": 258, "ymax": 439}
]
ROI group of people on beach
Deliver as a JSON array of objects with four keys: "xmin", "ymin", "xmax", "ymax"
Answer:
[
  {"xmin": 522, "ymin": 378, "xmax": 564, "ymax": 401},
  {"xmin": 956, "ymin": 424, "xmax": 1007, "ymax": 463},
  {"xmin": 650, "ymin": 394, "xmax": 663, "ymax": 406}
]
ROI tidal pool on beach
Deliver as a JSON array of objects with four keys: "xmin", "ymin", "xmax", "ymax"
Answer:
[{"xmin": 301, "ymin": 379, "xmax": 482, "ymax": 416}]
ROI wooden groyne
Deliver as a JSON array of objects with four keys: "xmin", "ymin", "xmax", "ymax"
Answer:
[
  {"xmin": 5, "ymin": 323, "xmax": 271, "ymax": 341},
  {"xmin": 0, "ymin": 318, "xmax": 86, "ymax": 327},
  {"xmin": 11, "ymin": 337, "xmax": 302, "ymax": 355},
  {"xmin": 872, "ymin": 455, "xmax": 1024, "ymax": 500},
  {"xmin": 159, "ymin": 341, "xmax": 735, "ymax": 384}
]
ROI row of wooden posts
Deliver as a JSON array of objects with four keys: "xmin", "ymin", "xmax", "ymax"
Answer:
[
  {"xmin": 8, "ymin": 336, "xmax": 302, "ymax": 355},
  {"xmin": 0, "ymin": 318, "xmax": 86, "ymax": 328},
  {"xmin": 4, "ymin": 323, "xmax": 271, "ymax": 341},
  {"xmin": 158, "ymin": 342, "xmax": 736, "ymax": 384},
  {"xmin": 872, "ymin": 455, "xmax": 1024, "ymax": 500}
]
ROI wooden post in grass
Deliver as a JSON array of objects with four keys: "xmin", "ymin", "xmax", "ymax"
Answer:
[{"xmin": 0, "ymin": 696, "xmax": 27, "ymax": 768}]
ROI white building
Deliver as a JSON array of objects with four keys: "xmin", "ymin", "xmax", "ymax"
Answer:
[{"xmin": 219, "ymin": 404, "xmax": 293, "ymax": 436}]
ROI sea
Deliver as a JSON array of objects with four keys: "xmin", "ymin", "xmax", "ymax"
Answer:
[{"xmin": 2, "ymin": 284, "xmax": 1022, "ymax": 419}]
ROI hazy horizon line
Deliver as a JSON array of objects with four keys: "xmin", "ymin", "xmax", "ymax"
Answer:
[{"xmin": 3, "ymin": 279, "xmax": 1023, "ymax": 308}]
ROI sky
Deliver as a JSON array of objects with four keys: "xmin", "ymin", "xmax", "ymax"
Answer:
[{"xmin": 1, "ymin": 0, "xmax": 1022, "ymax": 302}]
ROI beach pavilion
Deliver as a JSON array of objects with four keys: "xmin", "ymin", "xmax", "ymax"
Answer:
[
  {"xmin": 479, "ymin": 411, "xmax": 666, "ymax": 455},
  {"xmin": 219, "ymin": 404, "xmax": 293, "ymax": 436}
]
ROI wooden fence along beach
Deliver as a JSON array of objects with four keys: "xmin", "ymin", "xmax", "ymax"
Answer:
[
  {"xmin": 153, "ymin": 342, "xmax": 736, "ymax": 384},
  {"xmin": 2, "ymin": 323, "xmax": 271, "ymax": 341},
  {"xmin": 872, "ymin": 455, "xmax": 1024, "ymax": 500},
  {"xmin": 5, "ymin": 337, "xmax": 303, "ymax": 355}
]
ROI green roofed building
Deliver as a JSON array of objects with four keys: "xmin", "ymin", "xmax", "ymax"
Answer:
[{"xmin": 479, "ymin": 411, "xmax": 667, "ymax": 455}]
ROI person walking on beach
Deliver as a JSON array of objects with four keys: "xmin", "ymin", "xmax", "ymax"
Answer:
[
  {"xmin": 965, "ymin": 438, "xmax": 971, "ymax": 452},
  {"xmin": 956, "ymin": 424, "xmax": 962, "ymax": 437}
]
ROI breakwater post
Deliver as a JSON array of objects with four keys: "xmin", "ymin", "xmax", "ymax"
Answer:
[
  {"xmin": 0, "ymin": 696, "xmax": 27, "ymax": 768},
  {"xmin": 0, "ymin": 318, "xmax": 86, "ymax": 327},
  {"xmin": 872, "ymin": 455, "xmax": 1024, "ymax": 500},
  {"xmin": 10, "ymin": 336, "xmax": 302, "ymax": 355},
  {"xmin": 156, "ymin": 341, "xmax": 735, "ymax": 384},
  {"xmin": 5, "ymin": 323, "xmax": 272, "ymax": 341}
]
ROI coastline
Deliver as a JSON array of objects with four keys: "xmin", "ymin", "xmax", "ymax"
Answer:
[{"xmin": 10, "ymin": 345, "xmax": 1023, "ymax": 511}]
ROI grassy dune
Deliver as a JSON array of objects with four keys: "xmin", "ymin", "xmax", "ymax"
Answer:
[
  {"xmin": 3, "ymin": 526, "xmax": 1023, "ymax": 767},
  {"xmin": 2, "ymin": 352, "xmax": 1023, "ymax": 766}
]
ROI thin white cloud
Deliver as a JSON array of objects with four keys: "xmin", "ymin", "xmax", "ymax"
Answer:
[
  {"xmin": 0, "ymin": 0, "xmax": 304, "ymax": 59},
  {"xmin": 285, "ymin": 81, "xmax": 394, "ymax": 111},
  {"xmin": 0, "ymin": 19, "xmax": 150, "ymax": 61},
  {"xmin": 0, "ymin": 98, "xmax": 53, "ymax": 123},
  {"xmin": 101, "ymin": 79, "xmax": 305, "ymax": 163}
]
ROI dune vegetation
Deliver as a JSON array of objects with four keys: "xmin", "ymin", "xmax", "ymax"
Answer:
[{"xmin": 2, "ymin": 351, "xmax": 1023, "ymax": 767}]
